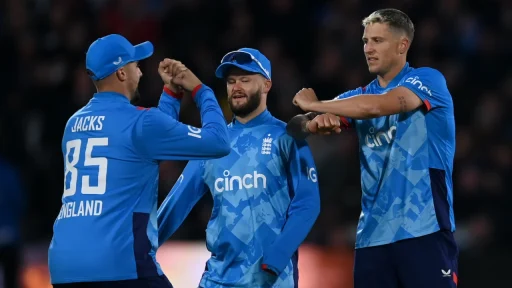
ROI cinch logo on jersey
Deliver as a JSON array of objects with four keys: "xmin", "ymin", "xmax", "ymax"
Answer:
[
  {"xmin": 405, "ymin": 76, "xmax": 432, "ymax": 96},
  {"xmin": 214, "ymin": 170, "xmax": 267, "ymax": 192},
  {"xmin": 365, "ymin": 125, "xmax": 397, "ymax": 148}
]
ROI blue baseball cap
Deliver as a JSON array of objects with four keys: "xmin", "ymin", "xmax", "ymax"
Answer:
[
  {"xmin": 86, "ymin": 34, "xmax": 154, "ymax": 81},
  {"xmin": 215, "ymin": 48, "xmax": 271, "ymax": 80}
]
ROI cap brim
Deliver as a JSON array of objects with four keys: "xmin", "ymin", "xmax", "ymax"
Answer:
[
  {"xmin": 215, "ymin": 62, "xmax": 265, "ymax": 79},
  {"xmin": 133, "ymin": 41, "xmax": 154, "ymax": 61}
]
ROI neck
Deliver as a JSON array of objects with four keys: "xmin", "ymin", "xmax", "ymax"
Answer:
[
  {"xmin": 234, "ymin": 104, "xmax": 267, "ymax": 124},
  {"xmin": 97, "ymin": 84, "xmax": 131, "ymax": 100},
  {"xmin": 377, "ymin": 58, "xmax": 406, "ymax": 88}
]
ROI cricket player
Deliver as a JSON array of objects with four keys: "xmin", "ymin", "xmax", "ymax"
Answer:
[
  {"xmin": 158, "ymin": 48, "xmax": 320, "ymax": 287},
  {"xmin": 288, "ymin": 9, "xmax": 458, "ymax": 288},
  {"xmin": 48, "ymin": 34, "xmax": 230, "ymax": 288}
]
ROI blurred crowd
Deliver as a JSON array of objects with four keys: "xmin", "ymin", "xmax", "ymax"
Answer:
[{"xmin": 1, "ymin": 0, "xmax": 511, "ymax": 285}]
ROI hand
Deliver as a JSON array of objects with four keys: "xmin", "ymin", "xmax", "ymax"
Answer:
[
  {"xmin": 158, "ymin": 59, "xmax": 189, "ymax": 94},
  {"xmin": 169, "ymin": 63, "xmax": 202, "ymax": 92},
  {"xmin": 293, "ymin": 88, "xmax": 320, "ymax": 111},
  {"xmin": 306, "ymin": 113, "xmax": 342, "ymax": 135}
]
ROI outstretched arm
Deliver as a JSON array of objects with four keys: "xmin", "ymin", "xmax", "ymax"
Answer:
[
  {"xmin": 287, "ymin": 88, "xmax": 363, "ymax": 139},
  {"xmin": 295, "ymin": 87, "xmax": 423, "ymax": 119},
  {"xmin": 293, "ymin": 68, "xmax": 450, "ymax": 119}
]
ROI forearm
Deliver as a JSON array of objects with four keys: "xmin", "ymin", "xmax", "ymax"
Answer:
[
  {"xmin": 191, "ymin": 85, "xmax": 230, "ymax": 156},
  {"xmin": 309, "ymin": 95, "xmax": 382, "ymax": 119},
  {"xmin": 286, "ymin": 112, "xmax": 320, "ymax": 140}
]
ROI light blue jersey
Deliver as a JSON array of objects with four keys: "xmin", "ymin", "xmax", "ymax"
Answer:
[
  {"xmin": 49, "ymin": 85, "xmax": 230, "ymax": 284},
  {"xmin": 158, "ymin": 110, "xmax": 320, "ymax": 287},
  {"xmin": 337, "ymin": 63, "xmax": 456, "ymax": 248}
]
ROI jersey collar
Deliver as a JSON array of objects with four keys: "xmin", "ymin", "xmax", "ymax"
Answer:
[
  {"xmin": 375, "ymin": 62, "xmax": 412, "ymax": 89},
  {"xmin": 231, "ymin": 109, "xmax": 272, "ymax": 128},
  {"xmin": 91, "ymin": 91, "xmax": 130, "ymax": 103}
]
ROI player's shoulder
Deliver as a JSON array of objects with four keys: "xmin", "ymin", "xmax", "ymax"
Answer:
[
  {"xmin": 336, "ymin": 82, "xmax": 373, "ymax": 99},
  {"xmin": 405, "ymin": 66, "xmax": 446, "ymax": 82},
  {"xmin": 265, "ymin": 117, "xmax": 289, "ymax": 137},
  {"xmin": 64, "ymin": 105, "xmax": 90, "ymax": 130},
  {"xmin": 131, "ymin": 106, "xmax": 174, "ymax": 126}
]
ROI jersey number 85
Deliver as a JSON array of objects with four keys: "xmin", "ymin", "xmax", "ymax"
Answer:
[{"xmin": 62, "ymin": 137, "xmax": 108, "ymax": 198}]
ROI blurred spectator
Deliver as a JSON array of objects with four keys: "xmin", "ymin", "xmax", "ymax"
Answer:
[{"xmin": 0, "ymin": 155, "xmax": 24, "ymax": 288}]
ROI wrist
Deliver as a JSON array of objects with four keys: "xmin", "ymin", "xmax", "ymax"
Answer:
[
  {"xmin": 307, "ymin": 101, "xmax": 322, "ymax": 112},
  {"xmin": 163, "ymin": 85, "xmax": 183, "ymax": 99},
  {"xmin": 303, "ymin": 120, "xmax": 312, "ymax": 133},
  {"xmin": 191, "ymin": 84, "xmax": 203, "ymax": 98}
]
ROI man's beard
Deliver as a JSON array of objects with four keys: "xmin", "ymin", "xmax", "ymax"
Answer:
[
  {"xmin": 130, "ymin": 88, "xmax": 141, "ymax": 104},
  {"xmin": 228, "ymin": 89, "xmax": 261, "ymax": 118}
]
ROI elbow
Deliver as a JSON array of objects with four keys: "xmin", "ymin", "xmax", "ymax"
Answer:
[
  {"xmin": 207, "ymin": 143, "xmax": 230, "ymax": 158},
  {"xmin": 217, "ymin": 141, "xmax": 231, "ymax": 157},
  {"xmin": 202, "ymin": 126, "xmax": 231, "ymax": 157},
  {"xmin": 217, "ymin": 130, "xmax": 231, "ymax": 156},
  {"xmin": 311, "ymin": 200, "xmax": 321, "ymax": 221},
  {"xmin": 210, "ymin": 135, "xmax": 231, "ymax": 157},
  {"xmin": 286, "ymin": 115, "xmax": 310, "ymax": 140},
  {"xmin": 302, "ymin": 195, "xmax": 321, "ymax": 222}
]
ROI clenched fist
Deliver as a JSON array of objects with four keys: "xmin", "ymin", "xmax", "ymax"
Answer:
[
  {"xmin": 158, "ymin": 59, "xmax": 202, "ymax": 92},
  {"xmin": 292, "ymin": 88, "xmax": 320, "ymax": 111},
  {"xmin": 306, "ymin": 113, "xmax": 342, "ymax": 135}
]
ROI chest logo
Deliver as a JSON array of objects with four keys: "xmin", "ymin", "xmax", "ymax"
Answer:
[{"xmin": 261, "ymin": 134, "xmax": 272, "ymax": 155}]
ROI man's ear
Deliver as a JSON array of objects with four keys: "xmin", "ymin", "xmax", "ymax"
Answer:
[
  {"xmin": 399, "ymin": 36, "xmax": 409, "ymax": 55},
  {"xmin": 115, "ymin": 68, "xmax": 127, "ymax": 81},
  {"xmin": 263, "ymin": 79, "xmax": 272, "ymax": 93}
]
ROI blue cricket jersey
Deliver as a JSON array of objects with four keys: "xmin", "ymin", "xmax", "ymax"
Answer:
[
  {"xmin": 158, "ymin": 110, "xmax": 320, "ymax": 288},
  {"xmin": 48, "ymin": 85, "xmax": 230, "ymax": 284},
  {"xmin": 336, "ymin": 63, "xmax": 456, "ymax": 248}
]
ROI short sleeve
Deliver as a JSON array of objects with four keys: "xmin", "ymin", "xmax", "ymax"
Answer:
[{"xmin": 399, "ymin": 68, "xmax": 452, "ymax": 111}]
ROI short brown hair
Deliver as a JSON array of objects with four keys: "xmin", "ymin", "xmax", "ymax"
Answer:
[{"xmin": 362, "ymin": 9, "xmax": 415, "ymax": 42}]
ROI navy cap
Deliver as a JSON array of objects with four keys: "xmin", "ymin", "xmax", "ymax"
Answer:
[
  {"xmin": 86, "ymin": 34, "xmax": 154, "ymax": 81},
  {"xmin": 215, "ymin": 48, "xmax": 271, "ymax": 80}
]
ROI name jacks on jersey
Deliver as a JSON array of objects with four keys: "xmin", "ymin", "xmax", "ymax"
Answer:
[
  {"xmin": 214, "ymin": 170, "xmax": 267, "ymax": 192},
  {"xmin": 71, "ymin": 116, "xmax": 105, "ymax": 132},
  {"xmin": 57, "ymin": 200, "xmax": 103, "ymax": 219}
]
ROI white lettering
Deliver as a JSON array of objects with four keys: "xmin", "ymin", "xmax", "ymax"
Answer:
[
  {"xmin": 214, "ymin": 170, "xmax": 267, "ymax": 192},
  {"xmin": 71, "ymin": 116, "xmax": 105, "ymax": 132},
  {"xmin": 365, "ymin": 125, "xmax": 397, "ymax": 148},
  {"xmin": 57, "ymin": 200, "xmax": 103, "ymax": 219},
  {"xmin": 308, "ymin": 167, "xmax": 318, "ymax": 182},
  {"xmin": 187, "ymin": 125, "xmax": 202, "ymax": 138},
  {"xmin": 405, "ymin": 76, "xmax": 432, "ymax": 96}
]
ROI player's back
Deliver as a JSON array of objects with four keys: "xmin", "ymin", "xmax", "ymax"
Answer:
[{"xmin": 49, "ymin": 92, "xmax": 162, "ymax": 283}]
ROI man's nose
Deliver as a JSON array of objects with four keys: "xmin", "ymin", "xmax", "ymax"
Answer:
[
  {"xmin": 232, "ymin": 81, "xmax": 243, "ymax": 91},
  {"xmin": 364, "ymin": 44, "xmax": 375, "ymax": 54}
]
